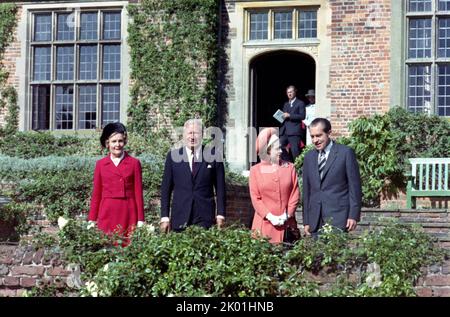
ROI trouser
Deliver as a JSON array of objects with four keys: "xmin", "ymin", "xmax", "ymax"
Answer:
[{"xmin": 280, "ymin": 135, "xmax": 302, "ymax": 162}]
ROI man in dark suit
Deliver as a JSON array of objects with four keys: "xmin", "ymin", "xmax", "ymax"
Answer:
[
  {"xmin": 302, "ymin": 118, "xmax": 362, "ymax": 236},
  {"xmin": 279, "ymin": 85, "xmax": 306, "ymax": 162},
  {"xmin": 160, "ymin": 119, "xmax": 226, "ymax": 233}
]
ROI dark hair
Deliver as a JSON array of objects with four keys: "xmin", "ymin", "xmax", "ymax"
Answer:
[
  {"xmin": 100, "ymin": 122, "xmax": 127, "ymax": 148},
  {"xmin": 310, "ymin": 118, "xmax": 332, "ymax": 133}
]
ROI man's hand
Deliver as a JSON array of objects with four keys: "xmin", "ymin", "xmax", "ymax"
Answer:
[
  {"xmin": 346, "ymin": 219, "xmax": 357, "ymax": 232},
  {"xmin": 216, "ymin": 217, "xmax": 225, "ymax": 229},
  {"xmin": 160, "ymin": 221, "xmax": 170, "ymax": 233},
  {"xmin": 304, "ymin": 225, "xmax": 311, "ymax": 236},
  {"xmin": 283, "ymin": 112, "xmax": 290, "ymax": 119}
]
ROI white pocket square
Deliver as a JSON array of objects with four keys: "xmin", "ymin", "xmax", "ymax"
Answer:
[{"xmin": 207, "ymin": 164, "xmax": 213, "ymax": 168}]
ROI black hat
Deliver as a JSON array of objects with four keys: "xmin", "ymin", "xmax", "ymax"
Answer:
[{"xmin": 100, "ymin": 122, "xmax": 127, "ymax": 147}]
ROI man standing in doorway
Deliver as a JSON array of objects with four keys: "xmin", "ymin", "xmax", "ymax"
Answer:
[{"xmin": 279, "ymin": 85, "xmax": 306, "ymax": 162}]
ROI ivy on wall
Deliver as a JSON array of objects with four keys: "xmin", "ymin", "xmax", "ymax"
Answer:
[
  {"xmin": 0, "ymin": 3, "xmax": 18, "ymax": 136},
  {"xmin": 127, "ymin": 0, "xmax": 220, "ymax": 136}
]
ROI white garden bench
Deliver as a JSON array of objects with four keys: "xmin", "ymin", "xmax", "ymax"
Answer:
[{"xmin": 406, "ymin": 158, "xmax": 450, "ymax": 208}]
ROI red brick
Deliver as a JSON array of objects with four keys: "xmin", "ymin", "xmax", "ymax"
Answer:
[
  {"xmin": 415, "ymin": 287, "xmax": 433, "ymax": 297},
  {"xmin": 424, "ymin": 275, "xmax": 450, "ymax": 287},
  {"xmin": 32, "ymin": 249, "xmax": 45, "ymax": 264},
  {"xmin": 0, "ymin": 289, "xmax": 17, "ymax": 297},
  {"xmin": 46, "ymin": 267, "xmax": 70, "ymax": 277},
  {"xmin": 432, "ymin": 288, "xmax": 450, "ymax": 297},
  {"xmin": 11, "ymin": 265, "xmax": 45, "ymax": 276},
  {"xmin": 20, "ymin": 277, "xmax": 36, "ymax": 288},
  {"xmin": 3, "ymin": 276, "xmax": 20, "ymax": 286}
]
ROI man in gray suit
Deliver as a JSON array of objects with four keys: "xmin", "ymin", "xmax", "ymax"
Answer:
[{"xmin": 302, "ymin": 118, "xmax": 362, "ymax": 236}]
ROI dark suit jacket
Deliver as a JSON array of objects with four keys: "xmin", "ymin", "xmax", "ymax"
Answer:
[
  {"xmin": 280, "ymin": 98, "xmax": 306, "ymax": 137},
  {"xmin": 302, "ymin": 143, "xmax": 362, "ymax": 233},
  {"xmin": 160, "ymin": 146, "xmax": 226, "ymax": 231}
]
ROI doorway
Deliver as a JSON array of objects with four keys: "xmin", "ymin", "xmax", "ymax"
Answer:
[{"xmin": 249, "ymin": 50, "xmax": 316, "ymax": 133}]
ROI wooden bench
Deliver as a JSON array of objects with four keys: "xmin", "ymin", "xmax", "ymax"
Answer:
[{"xmin": 406, "ymin": 158, "xmax": 450, "ymax": 208}]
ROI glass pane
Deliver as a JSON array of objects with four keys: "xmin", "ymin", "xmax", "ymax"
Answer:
[
  {"xmin": 274, "ymin": 11, "xmax": 292, "ymax": 39},
  {"xmin": 249, "ymin": 12, "xmax": 268, "ymax": 40},
  {"xmin": 102, "ymin": 85, "xmax": 120, "ymax": 125},
  {"xmin": 299, "ymin": 10, "xmax": 317, "ymax": 39},
  {"xmin": 57, "ymin": 13, "xmax": 74, "ymax": 41},
  {"xmin": 33, "ymin": 47, "xmax": 51, "ymax": 81},
  {"xmin": 79, "ymin": 85, "xmax": 97, "ymax": 129},
  {"xmin": 408, "ymin": 19, "xmax": 432, "ymax": 58},
  {"xmin": 34, "ymin": 14, "xmax": 51, "ymax": 41},
  {"xmin": 438, "ymin": 65, "xmax": 450, "ymax": 116},
  {"xmin": 407, "ymin": 65, "xmax": 431, "ymax": 113},
  {"xmin": 56, "ymin": 46, "xmax": 74, "ymax": 80},
  {"xmin": 438, "ymin": 18, "xmax": 450, "ymax": 58},
  {"xmin": 55, "ymin": 85, "xmax": 74, "ymax": 130},
  {"xmin": 103, "ymin": 12, "xmax": 121, "ymax": 40},
  {"xmin": 439, "ymin": 0, "xmax": 450, "ymax": 11},
  {"xmin": 79, "ymin": 45, "xmax": 97, "ymax": 80},
  {"xmin": 102, "ymin": 45, "xmax": 121, "ymax": 80},
  {"xmin": 80, "ymin": 12, "xmax": 98, "ymax": 40},
  {"xmin": 32, "ymin": 85, "xmax": 50, "ymax": 130},
  {"xmin": 409, "ymin": 0, "xmax": 432, "ymax": 12}
]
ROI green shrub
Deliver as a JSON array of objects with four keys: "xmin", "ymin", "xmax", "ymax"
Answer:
[
  {"xmin": 57, "ymin": 218, "xmax": 445, "ymax": 297},
  {"xmin": 0, "ymin": 132, "xmax": 86, "ymax": 158}
]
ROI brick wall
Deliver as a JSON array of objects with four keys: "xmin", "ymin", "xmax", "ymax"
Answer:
[
  {"xmin": 328, "ymin": 0, "xmax": 391, "ymax": 137},
  {"xmin": 0, "ymin": 243, "xmax": 71, "ymax": 297}
]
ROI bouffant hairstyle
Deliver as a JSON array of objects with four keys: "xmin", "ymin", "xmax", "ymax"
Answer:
[{"xmin": 100, "ymin": 122, "xmax": 127, "ymax": 148}]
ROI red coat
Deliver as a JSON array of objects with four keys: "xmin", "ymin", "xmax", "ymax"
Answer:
[{"xmin": 88, "ymin": 152, "xmax": 144, "ymax": 236}]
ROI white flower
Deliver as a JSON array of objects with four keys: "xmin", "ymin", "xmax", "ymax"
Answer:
[
  {"xmin": 322, "ymin": 223, "xmax": 333, "ymax": 234},
  {"xmin": 87, "ymin": 221, "xmax": 96, "ymax": 230},
  {"xmin": 57, "ymin": 216, "xmax": 70, "ymax": 230},
  {"xmin": 366, "ymin": 262, "xmax": 382, "ymax": 288},
  {"xmin": 144, "ymin": 223, "xmax": 156, "ymax": 234},
  {"xmin": 103, "ymin": 263, "xmax": 109, "ymax": 272},
  {"xmin": 85, "ymin": 281, "xmax": 99, "ymax": 297}
]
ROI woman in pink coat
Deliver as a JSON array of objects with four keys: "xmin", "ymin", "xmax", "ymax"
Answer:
[
  {"xmin": 88, "ymin": 122, "xmax": 145, "ymax": 242},
  {"xmin": 249, "ymin": 128, "xmax": 300, "ymax": 244}
]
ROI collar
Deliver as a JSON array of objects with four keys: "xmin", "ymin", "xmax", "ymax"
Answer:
[
  {"xmin": 289, "ymin": 97, "xmax": 296, "ymax": 104},
  {"xmin": 110, "ymin": 151, "xmax": 125, "ymax": 165},
  {"xmin": 185, "ymin": 146, "xmax": 201, "ymax": 158},
  {"xmin": 322, "ymin": 140, "xmax": 333, "ymax": 155}
]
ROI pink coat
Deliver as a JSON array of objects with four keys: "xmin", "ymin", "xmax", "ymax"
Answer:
[{"xmin": 249, "ymin": 161, "xmax": 299, "ymax": 244}]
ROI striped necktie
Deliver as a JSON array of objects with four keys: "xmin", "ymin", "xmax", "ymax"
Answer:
[{"xmin": 318, "ymin": 151, "xmax": 327, "ymax": 180}]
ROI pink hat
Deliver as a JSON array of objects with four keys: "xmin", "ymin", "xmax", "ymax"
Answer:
[{"xmin": 255, "ymin": 128, "xmax": 278, "ymax": 155}]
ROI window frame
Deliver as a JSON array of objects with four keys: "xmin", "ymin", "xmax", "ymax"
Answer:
[
  {"xmin": 405, "ymin": 0, "xmax": 450, "ymax": 117},
  {"xmin": 245, "ymin": 6, "xmax": 319, "ymax": 43},
  {"xmin": 27, "ymin": 7, "xmax": 123, "ymax": 131}
]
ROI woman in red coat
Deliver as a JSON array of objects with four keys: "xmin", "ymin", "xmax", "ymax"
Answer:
[
  {"xmin": 88, "ymin": 122, "xmax": 145, "ymax": 240},
  {"xmin": 249, "ymin": 128, "xmax": 300, "ymax": 244}
]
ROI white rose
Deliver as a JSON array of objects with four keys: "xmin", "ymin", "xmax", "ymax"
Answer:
[
  {"xmin": 86, "ymin": 281, "xmax": 99, "ymax": 297},
  {"xmin": 57, "ymin": 216, "xmax": 70, "ymax": 230}
]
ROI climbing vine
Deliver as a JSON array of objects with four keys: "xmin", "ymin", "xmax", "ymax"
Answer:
[
  {"xmin": 127, "ymin": 0, "xmax": 220, "ymax": 136},
  {"xmin": 0, "ymin": 3, "xmax": 18, "ymax": 136}
]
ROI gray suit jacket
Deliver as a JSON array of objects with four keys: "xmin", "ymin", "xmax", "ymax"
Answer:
[{"xmin": 302, "ymin": 143, "xmax": 362, "ymax": 232}]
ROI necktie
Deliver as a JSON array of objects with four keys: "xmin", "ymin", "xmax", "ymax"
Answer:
[
  {"xmin": 191, "ymin": 150, "xmax": 195, "ymax": 175},
  {"xmin": 318, "ymin": 151, "xmax": 326, "ymax": 180}
]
